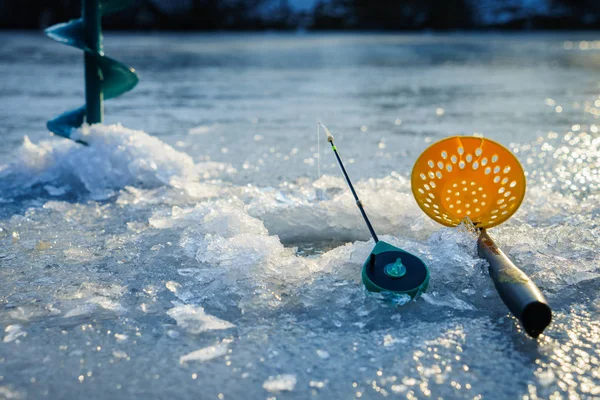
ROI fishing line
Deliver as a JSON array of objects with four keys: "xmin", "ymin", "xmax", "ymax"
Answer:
[{"xmin": 317, "ymin": 121, "xmax": 321, "ymax": 179}]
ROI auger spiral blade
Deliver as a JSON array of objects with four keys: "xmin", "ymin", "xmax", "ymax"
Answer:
[{"xmin": 45, "ymin": 0, "xmax": 139, "ymax": 144}]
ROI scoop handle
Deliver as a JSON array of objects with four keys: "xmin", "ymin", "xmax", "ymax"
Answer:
[{"xmin": 477, "ymin": 230, "xmax": 552, "ymax": 338}]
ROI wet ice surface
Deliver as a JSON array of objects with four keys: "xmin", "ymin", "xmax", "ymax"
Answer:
[{"xmin": 1, "ymin": 33, "xmax": 600, "ymax": 399}]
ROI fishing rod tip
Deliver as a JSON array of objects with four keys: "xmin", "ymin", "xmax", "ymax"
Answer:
[{"xmin": 318, "ymin": 121, "xmax": 334, "ymax": 142}]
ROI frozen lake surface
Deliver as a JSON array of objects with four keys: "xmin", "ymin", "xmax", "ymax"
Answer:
[{"xmin": 0, "ymin": 32, "xmax": 599, "ymax": 399}]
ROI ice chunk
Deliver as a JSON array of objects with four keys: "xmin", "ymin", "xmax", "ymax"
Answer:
[
  {"xmin": 150, "ymin": 200, "xmax": 267, "ymax": 238},
  {"xmin": 3, "ymin": 325, "xmax": 26, "ymax": 343},
  {"xmin": 263, "ymin": 374, "xmax": 297, "ymax": 393},
  {"xmin": 63, "ymin": 303, "xmax": 98, "ymax": 318},
  {"xmin": 167, "ymin": 305, "xmax": 235, "ymax": 334},
  {"xmin": 179, "ymin": 343, "xmax": 229, "ymax": 363},
  {"xmin": 112, "ymin": 350, "xmax": 129, "ymax": 359},
  {"xmin": 316, "ymin": 349, "xmax": 330, "ymax": 359},
  {"xmin": 421, "ymin": 293, "xmax": 476, "ymax": 311},
  {"xmin": 86, "ymin": 296, "xmax": 127, "ymax": 314},
  {"xmin": 0, "ymin": 386, "xmax": 24, "ymax": 400},
  {"xmin": 43, "ymin": 184, "xmax": 69, "ymax": 196}
]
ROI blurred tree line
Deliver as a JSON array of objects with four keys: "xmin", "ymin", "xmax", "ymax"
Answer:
[{"xmin": 0, "ymin": 0, "xmax": 599, "ymax": 30}]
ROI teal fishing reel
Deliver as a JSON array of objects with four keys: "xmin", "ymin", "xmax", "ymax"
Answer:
[
  {"xmin": 320, "ymin": 123, "xmax": 429, "ymax": 299},
  {"xmin": 362, "ymin": 241, "xmax": 429, "ymax": 298}
]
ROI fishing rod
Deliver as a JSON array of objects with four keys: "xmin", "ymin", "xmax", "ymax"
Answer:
[
  {"xmin": 319, "ymin": 122, "xmax": 429, "ymax": 299},
  {"xmin": 320, "ymin": 123, "xmax": 379, "ymax": 243}
]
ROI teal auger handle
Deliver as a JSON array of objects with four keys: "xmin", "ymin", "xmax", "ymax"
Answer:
[{"xmin": 45, "ymin": 0, "xmax": 139, "ymax": 143}]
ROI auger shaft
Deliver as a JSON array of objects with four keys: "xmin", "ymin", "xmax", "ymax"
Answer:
[{"xmin": 83, "ymin": 0, "xmax": 103, "ymax": 124}]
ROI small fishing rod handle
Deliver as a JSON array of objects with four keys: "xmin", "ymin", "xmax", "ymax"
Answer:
[{"xmin": 478, "ymin": 230, "xmax": 552, "ymax": 338}]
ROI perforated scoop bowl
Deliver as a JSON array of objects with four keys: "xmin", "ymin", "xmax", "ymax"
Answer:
[{"xmin": 411, "ymin": 136, "xmax": 526, "ymax": 228}]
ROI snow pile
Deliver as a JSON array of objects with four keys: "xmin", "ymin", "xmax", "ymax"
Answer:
[{"xmin": 0, "ymin": 124, "xmax": 233, "ymax": 200}]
